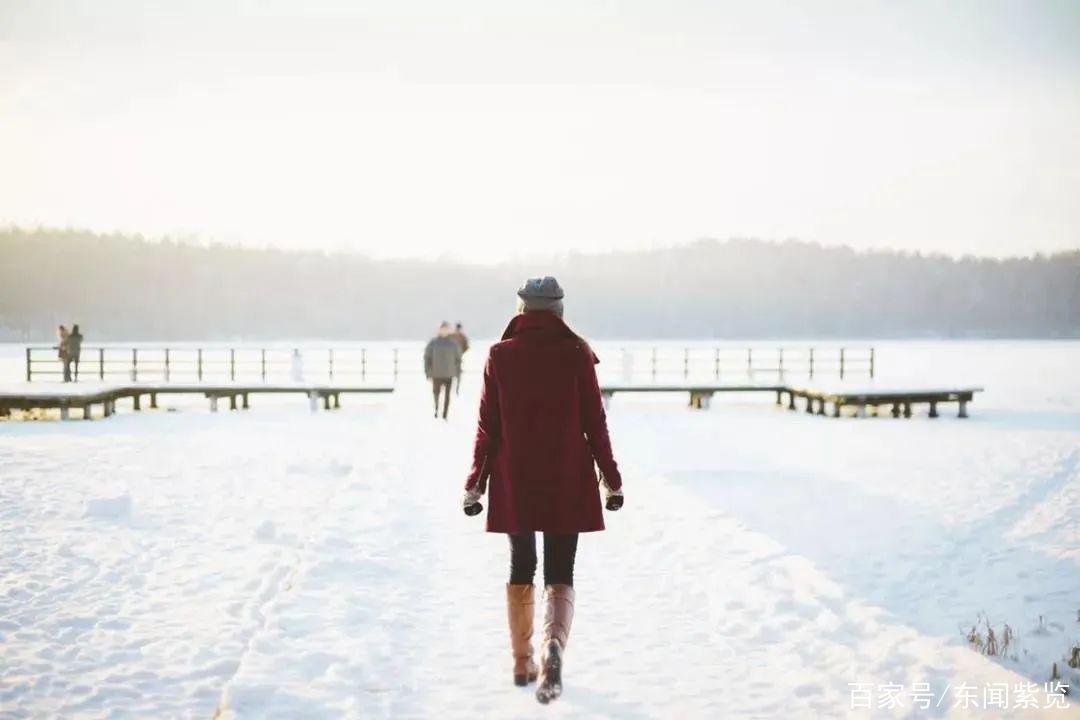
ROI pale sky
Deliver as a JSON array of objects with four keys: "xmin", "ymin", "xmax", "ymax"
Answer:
[{"xmin": 1, "ymin": 0, "xmax": 1078, "ymax": 262}]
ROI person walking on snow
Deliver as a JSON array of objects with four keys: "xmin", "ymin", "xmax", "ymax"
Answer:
[
  {"xmin": 425, "ymin": 321, "xmax": 462, "ymax": 419},
  {"xmin": 56, "ymin": 325, "xmax": 71, "ymax": 383},
  {"xmin": 462, "ymin": 276, "xmax": 624, "ymax": 704},
  {"xmin": 68, "ymin": 324, "xmax": 84, "ymax": 382},
  {"xmin": 450, "ymin": 322, "xmax": 469, "ymax": 395}
]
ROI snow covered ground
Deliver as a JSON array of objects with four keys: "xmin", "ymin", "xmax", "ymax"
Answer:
[{"xmin": 1, "ymin": 341, "xmax": 1078, "ymax": 718}]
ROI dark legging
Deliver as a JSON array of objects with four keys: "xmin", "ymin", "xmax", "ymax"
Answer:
[
  {"xmin": 432, "ymin": 378, "xmax": 452, "ymax": 418},
  {"xmin": 509, "ymin": 532, "xmax": 579, "ymax": 586}
]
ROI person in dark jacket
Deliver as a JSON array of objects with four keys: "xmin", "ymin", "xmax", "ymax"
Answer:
[
  {"xmin": 68, "ymin": 325, "xmax": 84, "ymax": 382},
  {"xmin": 56, "ymin": 325, "xmax": 71, "ymax": 382},
  {"xmin": 462, "ymin": 276, "xmax": 624, "ymax": 704},
  {"xmin": 424, "ymin": 322, "xmax": 462, "ymax": 419},
  {"xmin": 450, "ymin": 322, "xmax": 469, "ymax": 395}
]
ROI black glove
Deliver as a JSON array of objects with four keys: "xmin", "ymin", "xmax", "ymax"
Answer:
[
  {"xmin": 462, "ymin": 487, "xmax": 484, "ymax": 517},
  {"xmin": 600, "ymin": 472, "xmax": 624, "ymax": 511}
]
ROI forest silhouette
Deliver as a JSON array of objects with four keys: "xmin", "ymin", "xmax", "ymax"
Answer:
[{"xmin": 2, "ymin": 227, "xmax": 1077, "ymax": 341}]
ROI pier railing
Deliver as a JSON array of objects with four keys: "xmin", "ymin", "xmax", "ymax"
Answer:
[
  {"xmin": 617, "ymin": 346, "xmax": 874, "ymax": 382},
  {"xmin": 25, "ymin": 347, "xmax": 406, "ymax": 384},
  {"xmin": 25, "ymin": 345, "xmax": 873, "ymax": 383}
]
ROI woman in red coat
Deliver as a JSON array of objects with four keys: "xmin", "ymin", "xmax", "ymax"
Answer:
[{"xmin": 463, "ymin": 276, "xmax": 624, "ymax": 704}]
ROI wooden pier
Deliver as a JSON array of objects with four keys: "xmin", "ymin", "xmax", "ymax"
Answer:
[
  {"xmin": 0, "ymin": 384, "xmax": 393, "ymax": 420},
  {"xmin": 780, "ymin": 386, "xmax": 983, "ymax": 419},
  {"xmin": 600, "ymin": 384, "xmax": 983, "ymax": 418},
  {"xmin": 1, "ymin": 382, "xmax": 980, "ymax": 421},
  {"xmin": 600, "ymin": 384, "xmax": 786, "ymax": 410},
  {"xmin": 9, "ymin": 344, "xmax": 977, "ymax": 421}
]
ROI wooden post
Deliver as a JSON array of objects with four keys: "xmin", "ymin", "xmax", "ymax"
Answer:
[
  {"xmin": 892, "ymin": 403, "xmax": 901, "ymax": 418},
  {"xmin": 230, "ymin": 349, "xmax": 236, "ymax": 381},
  {"xmin": 83, "ymin": 405, "xmax": 92, "ymax": 420},
  {"xmin": 808, "ymin": 348, "xmax": 815, "ymax": 379},
  {"xmin": 958, "ymin": 399, "xmax": 969, "ymax": 418},
  {"xmin": 839, "ymin": 348, "xmax": 846, "ymax": 380},
  {"xmin": 329, "ymin": 349, "xmax": 335, "ymax": 382},
  {"xmin": 788, "ymin": 391, "xmax": 796, "ymax": 411},
  {"xmin": 869, "ymin": 348, "xmax": 875, "ymax": 379},
  {"xmin": 323, "ymin": 393, "xmax": 331, "ymax": 411},
  {"xmin": 775, "ymin": 390, "xmax": 782, "ymax": 406},
  {"xmin": 150, "ymin": 393, "xmax": 158, "ymax": 409},
  {"xmin": 928, "ymin": 401, "xmax": 939, "ymax": 418},
  {"xmin": 816, "ymin": 398, "xmax": 826, "ymax": 416},
  {"xmin": 805, "ymin": 395, "xmax": 814, "ymax": 414},
  {"xmin": 308, "ymin": 391, "xmax": 318, "ymax": 412},
  {"xmin": 261, "ymin": 349, "xmax": 267, "ymax": 382},
  {"xmin": 242, "ymin": 393, "xmax": 250, "ymax": 410},
  {"xmin": 99, "ymin": 347, "xmax": 105, "ymax": 380},
  {"xmin": 132, "ymin": 348, "xmax": 138, "ymax": 382},
  {"xmin": 832, "ymin": 402, "xmax": 841, "ymax": 418},
  {"xmin": 133, "ymin": 394, "xmax": 141, "ymax": 411},
  {"xmin": 197, "ymin": 349, "xmax": 204, "ymax": 381},
  {"xmin": 25, "ymin": 347, "xmax": 31, "ymax": 382},
  {"xmin": 229, "ymin": 394, "xmax": 237, "ymax": 411},
  {"xmin": 210, "ymin": 396, "xmax": 218, "ymax": 413},
  {"xmin": 164, "ymin": 348, "xmax": 171, "ymax": 382},
  {"xmin": 60, "ymin": 405, "xmax": 70, "ymax": 421},
  {"xmin": 903, "ymin": 402, "xmax": 912, "ymax": 418}
]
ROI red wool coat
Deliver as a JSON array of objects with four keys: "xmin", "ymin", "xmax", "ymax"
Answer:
[{"xmin": 464, "ymin": 311, "xmax": 623, "ymax": 534}]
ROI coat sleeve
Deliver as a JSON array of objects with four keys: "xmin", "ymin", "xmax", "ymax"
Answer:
[
  {"xmin": 465, "ymin": 350, "xmax": 500, "ymax": 492},
  {"xmin": 579, "ymin": 345, "xmax": 622, "ymax": 490},
  {"xmin": 423, "ymin": 340, "xmax": 433, "ymax": 378}
]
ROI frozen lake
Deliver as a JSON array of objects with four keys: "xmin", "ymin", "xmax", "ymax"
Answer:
[{"xmin": 1, "ymin": 340, "xmax": 1078, "ymax": 718}]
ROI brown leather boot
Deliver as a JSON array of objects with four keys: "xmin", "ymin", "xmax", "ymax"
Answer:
[
  {"xmin": 506, "ymin": 584, "xmax": 539, "ymax": 686},
  {"xmin": 536, "ymin": 584, "xmax": 575, "ymax": 704}
]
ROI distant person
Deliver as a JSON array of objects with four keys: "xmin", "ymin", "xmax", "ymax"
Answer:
[
  {"xmin": 450, "ymin": 322, "xmax": 470, "ymax": 395},
  {"xmin": 424, "ymin": 321, "xmax": 462, "ymax": 420},
  {"xmin": 289, "ymin": 349, "xmax": 305, "ymax": 383},
  {"xmin": 68, "ymin": 325, "xmax": 84, "ymax": 382},
  {"xmin": 461, "ymin": 276, "xmax": 623, "ymax": 704},
  {"xmin": 56, "ymin": 325, "xmax": 71, "ymax": 382}
]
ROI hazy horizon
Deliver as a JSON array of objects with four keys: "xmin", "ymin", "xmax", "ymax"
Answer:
[
  {"xmin": 3, "ymin": 224, "xmax": 1077, "ymax": 265},
  {"xmin": 2, "ymin": 0, "xmax": 1079, "ymax": 262},
  {"xmin": 3, "ymin": 228, "xmax": 1077, "ymax": 341}
]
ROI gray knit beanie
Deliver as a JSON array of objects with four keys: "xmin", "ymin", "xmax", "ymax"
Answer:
[{"xmin": 516, "ymin": 276, "xmax": 564, "ymax": 317}]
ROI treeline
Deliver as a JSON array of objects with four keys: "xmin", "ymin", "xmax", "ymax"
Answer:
[{"xmin": 1, "ymin": 227, "xmax": 1077, "ymax": 341}]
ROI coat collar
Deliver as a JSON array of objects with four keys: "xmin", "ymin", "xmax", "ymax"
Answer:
[{"xmin": 500, "ymin": 311, "xmax": 599, "ymax": 364}]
